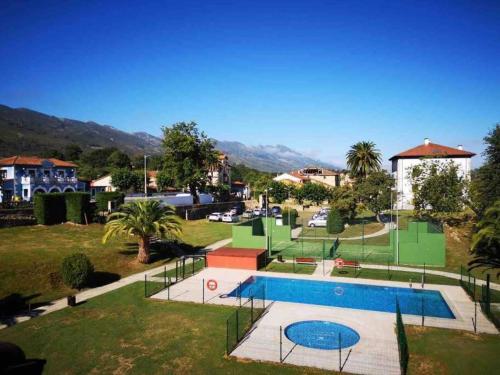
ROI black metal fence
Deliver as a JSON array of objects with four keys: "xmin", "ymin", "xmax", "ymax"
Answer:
[
  {"xmin": 459, "ymin": 265, "xmax": 477, "ymax": 300},
  {"xmin": 480, "ymin": 274, "xmax": 500, "ymax": 330},
  {"xmin": 226, "ymin": 284, "xmax": 266, "ymax": 355},
  {"xmin": 395, "ymin": 300, "xmax": 409, "ymax": 375}
]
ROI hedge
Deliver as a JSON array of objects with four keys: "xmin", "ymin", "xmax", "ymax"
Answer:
[
  {"xmin": 61, "ymin": 253, "xmax": 94, "ymax": 290},
  {"xmin": 282, "ymin": 208, "xmax": 298, "ymax": 227},
  {"xmin": 65, "ymin": 192, "xmax": 91, "ymax": 224},
  {"xmin": 95, "ymin": 191, "xmax": 125, "ymax": 212},
  {"xmin": 34, "ymin": 193, "xmax": 66, "ymax": 225}
]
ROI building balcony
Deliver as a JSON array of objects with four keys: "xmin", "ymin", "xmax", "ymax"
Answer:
[{"xmin": 21, "ymin": 176, "xmax": 78, "ymax": 185}]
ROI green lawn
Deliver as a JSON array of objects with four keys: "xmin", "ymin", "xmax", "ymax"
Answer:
[
  {"xmin": 262, "ymin": 261, "xmax": 316, "ymax": 274},
  {"xmin": 406, "ymin": 325, "xmax": 500, "ymax": 375},
  {"xmin": 0, "ymin": 220, "xmax": 231, "ymax": 306},
  {"xmin": 0, "ymin": 283, "xmax": 329, "ymax": 375}
]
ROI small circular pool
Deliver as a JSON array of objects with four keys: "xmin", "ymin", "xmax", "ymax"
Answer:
[{"xmin": 285, "ymin": 321, "xmax": 360, "ymax": 350}]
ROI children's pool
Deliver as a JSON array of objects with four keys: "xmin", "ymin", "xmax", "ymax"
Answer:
[{"xmin": 229, "ymin": 276, "xmax": 455, "ymax": 319}]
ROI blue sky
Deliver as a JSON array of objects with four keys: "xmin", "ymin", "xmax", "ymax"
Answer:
[{"xmin": 1, "ymin": 0, "xmax": 499, "ymax": 168}]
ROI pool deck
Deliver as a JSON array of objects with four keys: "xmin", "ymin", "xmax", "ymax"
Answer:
[{"xmin": 152, "ymin": 267, "xmax": 497, "ymax": 374}]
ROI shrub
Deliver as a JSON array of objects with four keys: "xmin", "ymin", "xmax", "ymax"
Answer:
[
  {"xmin": 61, "ymin": 253, "xmax": 94, "ymax": 290},
  {"xmin": 327, "ymin": 208, "xmax": 344, "ymax": 234},
  {"xmin": 34, "ymin": 193, "xmax": 66, "ymax": 225},
  {"xmin": 282, "ymin": 208, "xmax": 298, "ymax": 227},
  {"xmin": 65, "ymin": 192, "xmax": 91, "ymax": 224},
  {"xmin": 95, "ymin": 191, "xmax": 125, "ymax": 212}
]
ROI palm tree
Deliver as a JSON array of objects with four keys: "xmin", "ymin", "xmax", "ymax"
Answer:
[
  {"xmin": 346, "ymin": 141, "xmax": 382, "ymax": 179},
  {"xmin": 468, "ymin": 200, "xmax": 500, "ymax": 277},
  {"xmin": 102, "ymin": 200, "xmax": 182, "ymax": 264}
]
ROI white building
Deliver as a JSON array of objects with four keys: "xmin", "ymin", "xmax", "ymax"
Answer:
[
  {"xmin": 208, "ymin": 153, "xmax": 231, "ymax": 186},
  {"xmin": 390, "ymin": 138, "xmax": 475, "ymax": 210}
]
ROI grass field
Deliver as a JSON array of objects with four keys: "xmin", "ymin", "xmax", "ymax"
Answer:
[
  {"xmin": 0, "ymin": 282, "xmax": 329, "ymax": 375},
  {"xmin": 406, "ymin": 325, "xmax": 500, "ymax": 375},
  {"xmin": 262, "ymin": 261, "xmax": 316, "ymax": 274},
  {"xmin": 0, "ymin": 220, "xmax": 231, "ymax": 306}
]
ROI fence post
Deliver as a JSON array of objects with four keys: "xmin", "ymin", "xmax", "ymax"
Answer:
[
  {"xmin": 175, "ymin": 260, "xmax": 178, "ymax": 283},
  {"xmin": 238, "ymin": 282, "xmax": 242, "ymax": 307},
  {"xmin": 144, "ymin": 274, "xmax": 147, "ymax": 297},
  {"xmin": 236, "ymin": 310, "xmax": 239, "ymax": 341},
  {"xmin": 473, "ymin": 277, "xmax": 476, "ymax": 301},
  {"xmin": 423, "ymin": 262, "xmax": 426, "ymax": 287},
  {"xmin": 251, "ymin": 297, "xmax": 254, "ymax": 322},
  {"xmin": 167, "ymin": 277, "xmax": 170, "ymax": 300},
  {"xmin": 202, "ymin": 278, "xmax": 205, "ymax": 304},
  {"xmin": 280, "ymin": 325, "xmax": 283, "ymax": 363},
  {"xmin": 338, "ymin": 332, "xmax": 342, "ymax": 372},
  {"xmin": 486, "ymin": 274, "xmax": 491, "ymax": 314},
  {"xmin": 164, "ymin": 266, "xmax": 167, "ymax": 288}
]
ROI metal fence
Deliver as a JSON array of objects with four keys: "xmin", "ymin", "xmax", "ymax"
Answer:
[
  {"xmin": 226, "ymin": 284, "xmax": 266, "ymax": 355},
  {"xmin": 395, "ymin": 300, "xmax": 409, "ymax": 375},
  {"xmin": 459, "ymin": 265, "xmax": 478, "ymax": 300},
  {"xmin": 480, "ymin": 274, "xmax": 500, "ymax": 330}
]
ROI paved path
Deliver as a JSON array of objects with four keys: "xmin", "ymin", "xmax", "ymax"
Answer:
[
  {"xmin": 300, "ymin": 222, "xmax": 390, "ymax": 241},
  {"xmin": 0, "ymin": 237, "xmax": 232, "ymax": 329},
  {"xmin": 312, "ymin": 260, "xmax": 335, "ymax": 276},
  {"xmin": 360, "ymin": 264, "xmax": 500, "ymax": 291},
  {"xmin": 291, "ymin": 226, "xmax": 302, "ymax": 239}
]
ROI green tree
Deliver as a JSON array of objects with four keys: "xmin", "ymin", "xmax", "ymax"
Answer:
[
  {"xmin": 329, "ymin": 185, "xmax": 357, "ymax": 221},
  {"xmin": 327, "ymin": 209, "xmax": 344, "ymax": 234},
  {"xmin": 356, "ymin": 171, "xmax": 394, "ymax": 222},
  {"xmin": 102, "ymin": 201, "xmax": 182, "ymax": 264},
  {"xmin": 409, "ymin": 160, "xmax": 466, "ymax": 218},
  {"xmin": 268, "ymin": 181, "xmax": 289, "ymax": 203},
  {"xmin": 469, "ymin": 125, "xmax": 500, "ymax": 216},
  {"xmin": 156, "ymin": 171, "xmax": 174, "ymax": 192},
  {"xmin": 64, "ymin": 144, "xmax": 83, "ymax": 161},
  {"xmin": 41, "ymin": 149, "xmax": 65, "ymax": 160},
  {"xmin": 111, "ymin": 168, "xmax": 143, "ymax": 192},
  {"xmin": 300, "ymin": 182, "xmax": 329, "ymax": 205},
  {"xmin": 205, "ymin": 183, "xmax": 231, "ymax": 202},
  {"xmin": 346, "ymin": 141, "xmax": 382, "ymax": 180},
  {"xmin": 468, "ymin": 200, "xmax": 500, "ymax": 277},
  {"xmin": 160, "ymin": 122, "xmax": 218, "ymax": 203},
  {"xmin": 107, "ymin": 150, "xmax": 132, "ymax": 169}
]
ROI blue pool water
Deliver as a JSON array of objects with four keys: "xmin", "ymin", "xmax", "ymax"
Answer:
[
  {"xmin": 285, "ymin": 321, "xmax": 360, "ymax": 350},
  {"xmin": 229, "ymin": 276, "xmax": 455, "ymax": 319}
]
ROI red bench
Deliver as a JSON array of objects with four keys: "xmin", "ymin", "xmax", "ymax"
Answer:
[{"xmin": 295, "ymin": 257, "xmax": 317, "ymax": 265}]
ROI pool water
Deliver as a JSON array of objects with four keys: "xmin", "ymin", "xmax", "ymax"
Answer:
[
  {"xmin": 285, "ymin": 321, "xmax": 360, "ymax": 350},
  {"xmin": 229, "ymin": 276, "xmax": 455, "ymax": 319}
]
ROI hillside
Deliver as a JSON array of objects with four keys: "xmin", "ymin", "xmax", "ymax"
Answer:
[{"xmin": 0, "ymin": 104, "xmax": 339, "ymax": 172}]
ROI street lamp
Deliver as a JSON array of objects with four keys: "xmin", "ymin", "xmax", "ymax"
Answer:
[
  {"xmin": 391, "ymin": 187, "xmax": 399, "ymax": 265},
  {"xmin": 144, "ymin": 155, "xmax": 150, "ymax": 199},
  {"xmin": 265, "ymin": 187, "xmax": 272, "ymax": 257}
]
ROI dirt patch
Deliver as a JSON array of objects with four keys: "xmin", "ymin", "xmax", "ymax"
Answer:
[{"xmin": 411, "ymin": 353, "xmax": 447, "ymax": 375}]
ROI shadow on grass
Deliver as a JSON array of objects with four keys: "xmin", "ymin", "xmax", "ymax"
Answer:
[{"xmin": 88, "ymin": 272, "xmax": 121, "ymax": 288}]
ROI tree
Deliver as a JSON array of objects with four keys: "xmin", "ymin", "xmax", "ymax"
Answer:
[
  {"xmin": 156, "ymin": 171, "xmax": 174, "ymax": 192},
  {"xmin": 205, "ymin": 183, "xmax": 231, "ymax": 202},
  {"xmin": 356, "ymin": 171, "xmax": 394, "ymax": 222},
  {"xmin": 327, "ymin": 209, "xmax": 344, "ymax": 234},
  {"xmin": 111, "ymin": 168, "xmax": 143, "ymax": 192},
  {"xmin": 64, "ymin": 144, "xmax": 83, "ymax": 161},
  {"xmin": 268, "ymin": 181, "xmax": 289, "ymax": 203},
  {"xmin": 469, "ymin": 125, "xmax": 500, "ymax": 216},
  {"xmin": 468, "ymin": 200, "xmax": 500, "ymax": 277},
  {"xmin": 300, "ymin": 182, "xmax": 329, "ymax": 205},
  {"xmin": 160, "ymin": 122, "xmax": 218, "ymax": 203},
  {"xmin": 107, "ymin": 150, "xmax": 132, "ymax": 169},
  {"xmin": 41, "ymin": 149, "xmax": 65, "ymax": 160},
  {"xmin": 329, "ymin": 185, "xmax": 357, "ymax": 221},
  {"xmin": 346, "ymin": 141, "xmax": 381, "ymax": 180},
  {"xmin": 102, "ymin": 200, "xmax": 182, "ymax": 264}
]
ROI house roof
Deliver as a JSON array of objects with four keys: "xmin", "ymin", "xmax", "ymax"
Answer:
[
  {"xmin": 0, "ymin": 156, "xmax": 78, "ymax": 167},
  {"xmin": 389, "ymin": 142, "xmax": 476, "ymax": 161}
]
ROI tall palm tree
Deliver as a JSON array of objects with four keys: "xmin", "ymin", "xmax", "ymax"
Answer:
[
  {"xmin": 102, "ymin": 200, "xmax": 182, "ymax": 264},
  {"xmin": 468, "ymin": 200, "xmax": 500, "ymax": 277},
  {"xmin": 346, "ymin": 141, "xmax": 382, "ymax": 179}
]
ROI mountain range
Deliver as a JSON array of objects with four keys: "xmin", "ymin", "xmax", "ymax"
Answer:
[{"xmin": 0, "ymin": 104, "xmax": 339, "ymax": 172}]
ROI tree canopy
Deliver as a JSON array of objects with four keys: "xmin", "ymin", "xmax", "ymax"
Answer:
[{"xmin": 356, "ymin": 171, "xmax": 394, "ymax": 221}]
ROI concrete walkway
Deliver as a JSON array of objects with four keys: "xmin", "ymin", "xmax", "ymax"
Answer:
[
  {"xmin": 360, "ymin": 264, "xmax": 500, "ymax": 291},
  {"xmin": 312, "ymin": 260, "xmax": 335, "ymax": 276},
  {"xmin": 300, "ymin": 222, "xmax": 390, "ymax": 241},
  {"xmin": 0, "ymin": 237, "xmax": 232, "ymax": 329}
]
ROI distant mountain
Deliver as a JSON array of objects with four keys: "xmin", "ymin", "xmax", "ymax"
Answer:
[{"xmin": 0, "ymin": 104, "xmax": 339, "ymax": 172}]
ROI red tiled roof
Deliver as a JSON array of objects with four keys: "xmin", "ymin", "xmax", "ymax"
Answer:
[
  {"xmin": 0, "ymin": 156, "xmax": 78, "ymax": 167},
  {"xmin": 389, "ymin": 143, "xmax": 475, "ymax": 160}
]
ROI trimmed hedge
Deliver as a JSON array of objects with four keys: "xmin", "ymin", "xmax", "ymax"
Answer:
[
  {"xmin": 327, "ymin": 208, "xmax": 344, "ymax": 234},
  {"xmin": 282, "ymin": 208, "xmax": 298, "ymax": 227},
  {"xmin": 34, "ymin": 193, "xmax": 66, "ymax": 225},
  {"xmin": 65, "ymin": 192, "xmax": 91, "ymax": 224},
  {"xmin": 95, "ymin": 191, "xmax": 125, "ymax": 212},
  {"xmin": 61, "ymin": 253, "xmax": 94, "ymax": 290}
]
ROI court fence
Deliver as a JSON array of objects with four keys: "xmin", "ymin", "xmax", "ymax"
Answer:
[
  {"xmin": 395, "ymin": 300, "xmax": 409, "ymax": 375},
  {"xmin": 480, "ymin": 274, "xmax": 500, "ymax": 330},
  {"xmin": 226, "ymin": 284, "xmax": 266, "ymax": 355}
]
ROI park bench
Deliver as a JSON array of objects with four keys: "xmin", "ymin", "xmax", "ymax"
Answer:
[{"xmin": 295, "ymin": 257, "xmax": 317, "ymax": 265}]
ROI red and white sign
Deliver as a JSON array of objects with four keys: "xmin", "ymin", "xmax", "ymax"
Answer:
[
  {"xmin": 335, "ymin": 258, "xmax": 345, "ymax": 269},
  {"xmin": 206, "ymin": 279, "xmax": 218, "ymax": 291}
]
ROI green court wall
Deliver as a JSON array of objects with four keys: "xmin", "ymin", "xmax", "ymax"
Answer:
[{"xmin": 232, "ymin": 217, "xmax": 291, "ymax": 248}]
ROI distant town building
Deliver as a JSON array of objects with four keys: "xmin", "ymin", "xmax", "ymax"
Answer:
[
  {"xmin": 390, "ymin": 138, "xmax": 475, "ymax": 210},
  {"xmin": 208, "ymin": 153, "xmax": 231, "ymax": 186},
  {"xmin": 89, "ymin": 174, "xmax": 117, "ymax": 198},
  {"xmin": 273, "ymin": 167, "xmax": 348, "ymax": 188},
  {"xmin": 0, "ymin": 156, "xmax": 85, "ymax": 202}
]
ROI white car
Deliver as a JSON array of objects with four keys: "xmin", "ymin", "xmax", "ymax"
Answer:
[
  {"xmin": 208, "ymin": 212, "xmax": 223, "ymax": 222},
  {"xmin": 308, "ymin": 217, "xmax": 327, "ymax": 227},
  {"xmin": 222, "ymin": 212, "xmax": 239, "ymax": 223},
  {"xmin": 242, "ymin": 210, "xmax": 254, "ymax": 219},
  {"xmin": 252, "ymin": 208, "xmax": 261, "ymax": 216}
]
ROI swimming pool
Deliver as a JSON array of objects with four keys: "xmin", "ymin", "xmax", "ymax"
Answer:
[{"xmin": 229, "ymin": 276, "xmax": 455, "ymax": 319}]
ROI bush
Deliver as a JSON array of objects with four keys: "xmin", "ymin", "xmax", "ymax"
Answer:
[
  {"xmin": 34, "ymin": 193, "xmax": 66, "ymax": 225},
  {"xmin": 65, "ymin": 192, "xmax": 91, "ymax": 224},
  {"xmin": 95, "ymin": 191, "xmax": 125, "ymax": 212},
  {"xmin": 61, "ymin": 253, "xmax": 94, "ymax": 290},
  {"xmin": 282, "ymin": 208, "xmax": 298, "ymax": 227},
  {"xmin": 327, "ymin": 209, "xmax": 344, "ymax": 234}
]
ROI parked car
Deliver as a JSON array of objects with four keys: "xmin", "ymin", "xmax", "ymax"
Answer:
[
  {"xmin": 271, "ymin": 206, "xmax": 282, "ymax": 216},
  {"xmin": 308, "ymin": 217, "xmax": 327, "ymax": 227},
  {"xmin": 319, "ymin": 207, "xmax": 331, "ymax": 215},
  {"xmin": 231, "ymin": 205, "xmax": 244, "ymax": 215},
  {"xmin": 242, "ymin": 209, "xmax": 254, "ymax": 219},
  {"xmin": 208, "ymin": 212, "xmax": 223, "ymax": 222},
  {"xmin": 222, "ymin": 212, "xmax": 239, "ymax": 223},
  {"xmin": 253, "ymin": 208, "xmax": 261, "ymax": 216}
]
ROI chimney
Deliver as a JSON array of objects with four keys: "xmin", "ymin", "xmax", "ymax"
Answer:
[
  {"xmin": 424, "ymin": 138, "xmax": 430, "ymax": 145},
  {"xmin": 457, "ymin": 145, "xmax": 463, "ymax": 150}
]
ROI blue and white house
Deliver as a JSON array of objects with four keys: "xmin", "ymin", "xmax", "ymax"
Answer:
[{"xmin": 0, "ymin": 156, "xmax": 85, "ymax": 202}]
